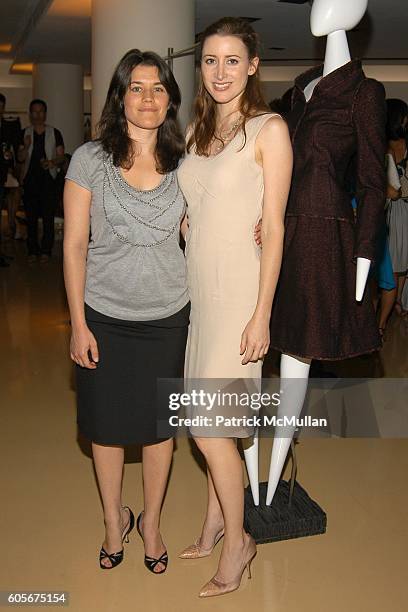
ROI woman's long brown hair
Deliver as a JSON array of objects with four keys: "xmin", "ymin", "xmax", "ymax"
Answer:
[{"xmin": 187, "ymin": 17, "xmax": 270, "ymax": 156}]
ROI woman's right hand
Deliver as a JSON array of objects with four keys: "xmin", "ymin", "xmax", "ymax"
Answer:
[
  {"xmin": 70, "ymin": 324, "xmax": 99, "ymax": 369},
  {"xmin": 254, "ymin": 219, "xmax": 262, "ymax": 247},
  {"xmin": 387, "ymin": 184, "xmax": 401, "ymax": 200}
]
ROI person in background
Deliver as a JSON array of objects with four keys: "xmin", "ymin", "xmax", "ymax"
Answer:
[
  {"xmin": 0, "ymin": 93, "xmax": 9, "ymax": 267},
  {"xmin": 401, "ymin": 273, "xmax": 408, "ymax": 310},
  {"xmin": 373, "ymin": 239, "xmax": 397, "ymax": 338},
  {"xmin": 55, "ymin": 153, "xmax": 71, "ymax": 218},
  {"xmin": 0, "ymin": 92, "xmax": 22, "ymax": 266},
  {"xmin": 20, "ymin": 99, "xmax": 65, "ymax": 263},
  {"xmin": 385, "ymin": 98, "xmax": 408, "ymax": 316}
]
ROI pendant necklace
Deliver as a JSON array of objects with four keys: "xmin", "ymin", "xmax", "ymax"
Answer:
[{"xmin": 213, "ymin": 116, "xmax": 243, "ymax": 154}]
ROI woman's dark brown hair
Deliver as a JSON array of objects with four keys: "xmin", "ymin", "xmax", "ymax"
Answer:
[
  {"xmin": 97, "ymin": 49, "xmax": 185, "ymax": 172},
  {"xmin": 188, "ymin": 17, "xmax": 270, "ymax": 156},
  {"xmin": 386, "ymin": 98, "xmax": 408, "ymax": 142}
]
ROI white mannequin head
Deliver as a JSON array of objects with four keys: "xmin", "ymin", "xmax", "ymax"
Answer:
[{"xmin": 310, "ymin": 0, "xmax": 368, "ymax": 37}]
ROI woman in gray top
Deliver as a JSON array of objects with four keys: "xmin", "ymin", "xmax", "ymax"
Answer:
[{"xmin": 64, "ymin": 50, "xmax": 189, "ymax": 574}]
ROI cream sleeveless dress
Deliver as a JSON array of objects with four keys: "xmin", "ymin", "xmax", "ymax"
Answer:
[{"xmin": 177, "ymin": 114, "xmax": 276, "ymax": 435}]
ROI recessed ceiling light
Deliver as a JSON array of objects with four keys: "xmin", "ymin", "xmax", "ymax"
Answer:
[
  {"xmin": 10, "ymin": 63, "xmax": 34, "ymax": 74},
  {"xmin": 0, "ymin": 43, "xmax": 12, "ymax": 53}
]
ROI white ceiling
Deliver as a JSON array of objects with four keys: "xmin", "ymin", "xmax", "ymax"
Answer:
[
  {"xmin": 0, "ymin": 0, "xmax": 91, "ymax": 71},
  {"xmin": 0, "ymin": 0, "xmax": 407, "ymax": 75},
  {"xmin": 18, "ymin": 0, "xmax": 91, "ymax": 69},
  {"xmin": 0, "ymin": 0, "xmax": 40, "ymax": 50}
]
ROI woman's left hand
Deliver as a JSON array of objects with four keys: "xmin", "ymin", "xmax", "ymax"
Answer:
[{"xmin": 240, "ymin": 315, "xmax": 270, "ymax": 365}]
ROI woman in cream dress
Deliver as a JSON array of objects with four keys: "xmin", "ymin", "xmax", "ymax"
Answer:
[
  {"xmin": 182, "ymin": 111, "xmax": 277, "ymax": 384},
  {"xmin": 177, "ymin": 17, "xmax": 292, "ymax": 598}
]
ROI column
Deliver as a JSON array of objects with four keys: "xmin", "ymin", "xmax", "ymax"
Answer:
[
  {"xmin": 33, "ymin": 63, "xmax": 84, "ymax": 153},
  {"xmin": 92, "ymin": 0, "xmax": 195, "ymax": 131}
]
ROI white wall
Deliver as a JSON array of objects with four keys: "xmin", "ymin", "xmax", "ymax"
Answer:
[
  {"xmin": 0, "ymin": 60, "xmax": 32, "ymax": 124},
  {"xmin": 261, "ymin": 81, "xmax": 294, "ymax": 106},
  {"xmin": 381, "ymin": 83, "xmax": 408, "ymax": 102},
  {"xmin": 33, "ymin": 63, "xmax": 84, "ymax": 153}
]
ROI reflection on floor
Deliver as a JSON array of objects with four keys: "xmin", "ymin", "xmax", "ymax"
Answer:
[{"xmin": 1, "ymin": 239, "xmax": 407, "ymax": 612}]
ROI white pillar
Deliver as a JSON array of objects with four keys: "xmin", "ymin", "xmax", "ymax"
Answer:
[
  {"xmin": 33, "ymin": 63, "xmax": 84, "ymax": 153},
  {"xmin": 92, "ymin": 0, "xmax": 195, "ymax": 131}
]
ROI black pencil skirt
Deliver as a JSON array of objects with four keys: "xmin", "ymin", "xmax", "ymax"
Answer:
[{"xmin": 76, "ymin": 302, "xmax": 190, "ymax": 445}]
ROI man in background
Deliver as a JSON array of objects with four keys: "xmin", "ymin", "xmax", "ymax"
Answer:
[
  {"xmin": 0, "ymin": 92, "xmax": 22, "ymax": 267},
  {"xmin": 21, "ymin": 99, "xmax": 64, "ymax": 263}
]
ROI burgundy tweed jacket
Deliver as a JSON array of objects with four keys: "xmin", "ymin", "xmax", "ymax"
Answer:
[{"xmin": 270, "ymin": 60, "xmax": 386, "ymax": 360}]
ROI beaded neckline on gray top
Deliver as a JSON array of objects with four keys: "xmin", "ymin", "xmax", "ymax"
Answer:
[
  {"xmin": 108, "ymin": 158, "xmax": 173, "ymax": 208},
  {"xmin": 102, "ymin": 157, "xmax": 182, "ymax": 248}
]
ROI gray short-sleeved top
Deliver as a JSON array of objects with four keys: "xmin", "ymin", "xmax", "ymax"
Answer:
[{"xmin": 66, "ymin": 141, "xmax": 188, "ymax": 320}]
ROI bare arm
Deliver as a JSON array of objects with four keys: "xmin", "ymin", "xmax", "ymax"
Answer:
[
  {"xmin": 240, "ymin": 116, "xmax": 293, "ymax": 365},
  {"xmin": 386, "ymin": 149, "xmax": 402, "ymax": 200},
  {"xmin": 387, "ymin": 184, "xmax": 401, "ymax": 200},
  {"xmin": 18, "ymin": 134, "xmax": 31, "ymax": 162},
  {"xmin": 180, "ymin": 213, "xmax": 188, "ymax": 240},
  {"xmin": 63, "ymin": 179, "xmax": 98, "ymax": 368},
  {"xmin": 255, "ymin": 116, "xmax": 292, "ymax": 320},
  {"xmin": 42, "ymin": 144, "xmax": 66, "ymax": 170}
]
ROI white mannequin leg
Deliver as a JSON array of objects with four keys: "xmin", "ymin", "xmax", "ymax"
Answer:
[
  {"xmin": 243, "ymin": 430, "xmax": 259, "ymax": 505},
  {"xmin": 266, "ymin": 354, "xmax": 311, "ymax": 506}
]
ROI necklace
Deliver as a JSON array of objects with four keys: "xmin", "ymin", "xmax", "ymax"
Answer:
[
  {"xmin": 101, "ymin": 159, "xmax": 181, "ymax": 248},
  {"xmin": 213, "ymin": 116, "xmax": 243, "ymax": 154}
]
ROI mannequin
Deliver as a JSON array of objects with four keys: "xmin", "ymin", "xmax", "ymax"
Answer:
[{"xmin": 244, "ymin": 0, "xmax": 386, "ymax": 506}]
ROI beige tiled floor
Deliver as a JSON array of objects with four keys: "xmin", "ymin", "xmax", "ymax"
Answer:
[{"xmin": 1, "ymin": 239, "xmax": 407, "ymax": 612}]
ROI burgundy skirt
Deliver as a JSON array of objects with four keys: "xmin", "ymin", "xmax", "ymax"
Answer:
[{"xmin": 270, "ymin": 215, "xmax": 381, "ymax": 360}]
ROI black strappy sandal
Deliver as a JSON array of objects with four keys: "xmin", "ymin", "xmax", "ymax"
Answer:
[
  {"xmin": 99, "ymin": 506, "xmax": 135, "ymax": 570},
  {"xmin": 136, "ymin": 511, "xmax": 168, "ymax": 574}
]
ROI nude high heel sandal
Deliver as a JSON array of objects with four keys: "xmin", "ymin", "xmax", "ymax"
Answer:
[
  {"xmin": 198, "ymin": 533, "xmax": 257, "ymax": 598},
  {"xmin": 179, "ymin": 528, "xmax": 225, "ymax": 559}
]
